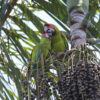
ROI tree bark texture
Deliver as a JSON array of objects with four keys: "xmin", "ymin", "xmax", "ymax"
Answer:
[{"xmin": 67, "ymin": 0, "xmax": 89, "ymax": 48}]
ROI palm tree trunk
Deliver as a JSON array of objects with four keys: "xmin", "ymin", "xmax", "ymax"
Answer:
[{"xmin": 67, "ymin": 0, "xmax": 89, "ymax": 48}]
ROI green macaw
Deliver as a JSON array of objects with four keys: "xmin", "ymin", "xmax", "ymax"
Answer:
[
  {"xmin": 32, "ymin": 24, "xmax": 68, "ymax": 70},
  {"xmin": 44, "ymin": 24, "xmax": 68, "ymax": 52},
  {"xmin": 32, "ymin": 31, "xmax": 51, "ymax": 70}
]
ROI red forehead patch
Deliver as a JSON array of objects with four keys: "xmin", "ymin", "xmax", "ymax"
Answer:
[
  {"xmin": 44, "ymin": 24, "xmax": 51, "ymax": 26},
  {"xmin": 44, "ymin": 24, "xmax": 54, "ymax": 29}
]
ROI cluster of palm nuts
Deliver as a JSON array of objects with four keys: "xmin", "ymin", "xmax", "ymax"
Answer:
[
  {"xmin": 21, "ymin": 79, "xmax": 36, "ymax": 100},
  {"xmin": 39, "ymin": 76, "xmax": 59, "ymax": 100},
  {"xmin": 58, "ymin": 61, "xmax": 100, "ymax": 100}
]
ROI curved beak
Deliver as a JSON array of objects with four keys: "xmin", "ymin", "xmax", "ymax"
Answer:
[{"xmin": 46, "ymin": 29, "xmax": 53, "ymax": 38}]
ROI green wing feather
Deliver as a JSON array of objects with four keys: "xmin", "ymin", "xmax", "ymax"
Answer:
[
  {"xmin": 32, "ymin": 38, "xmax": 51, "ymax": 69},
  {"xmin": 51, "ymin": 25, "xmax": 68, "ymax": 52},
  {"xmin": 61, "ymin": 33, "xmax": 69, "ymax": 50}
]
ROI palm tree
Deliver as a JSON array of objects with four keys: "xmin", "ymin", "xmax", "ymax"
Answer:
[{"xmin": 0, "ymin": 0, "xmax": 100, "ymax": 99}]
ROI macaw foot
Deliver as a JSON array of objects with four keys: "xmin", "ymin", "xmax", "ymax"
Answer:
[
  {"xmin": 64, "ymin": 49, "xmax": 67, "ymax": 52},
  {"xmin": 51, "ymin": 52, "xmax": 57, "ymax": 55}
]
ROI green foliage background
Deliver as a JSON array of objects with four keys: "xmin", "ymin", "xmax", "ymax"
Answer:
[{"xmin": 0, "ymin": 0, "xmax": 100, "ymax": 99}]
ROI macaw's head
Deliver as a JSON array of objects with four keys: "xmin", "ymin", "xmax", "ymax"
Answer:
[{"xmin": 42, "ymin": 24, "xmax": 55, "ymax": 39}]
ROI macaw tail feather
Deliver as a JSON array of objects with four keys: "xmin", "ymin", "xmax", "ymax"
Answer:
[
  {"xmin": 32, "ymin": 63, "xmax": 37, "ymax": 70},
  {"xmin": 32, "ymin": 48, "xmax": 41, "ymax": 70}
]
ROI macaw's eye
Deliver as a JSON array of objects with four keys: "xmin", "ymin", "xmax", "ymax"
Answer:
[{"xmin": 47, "ymin": 29, "xmax": 52, "ymax": 33}]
